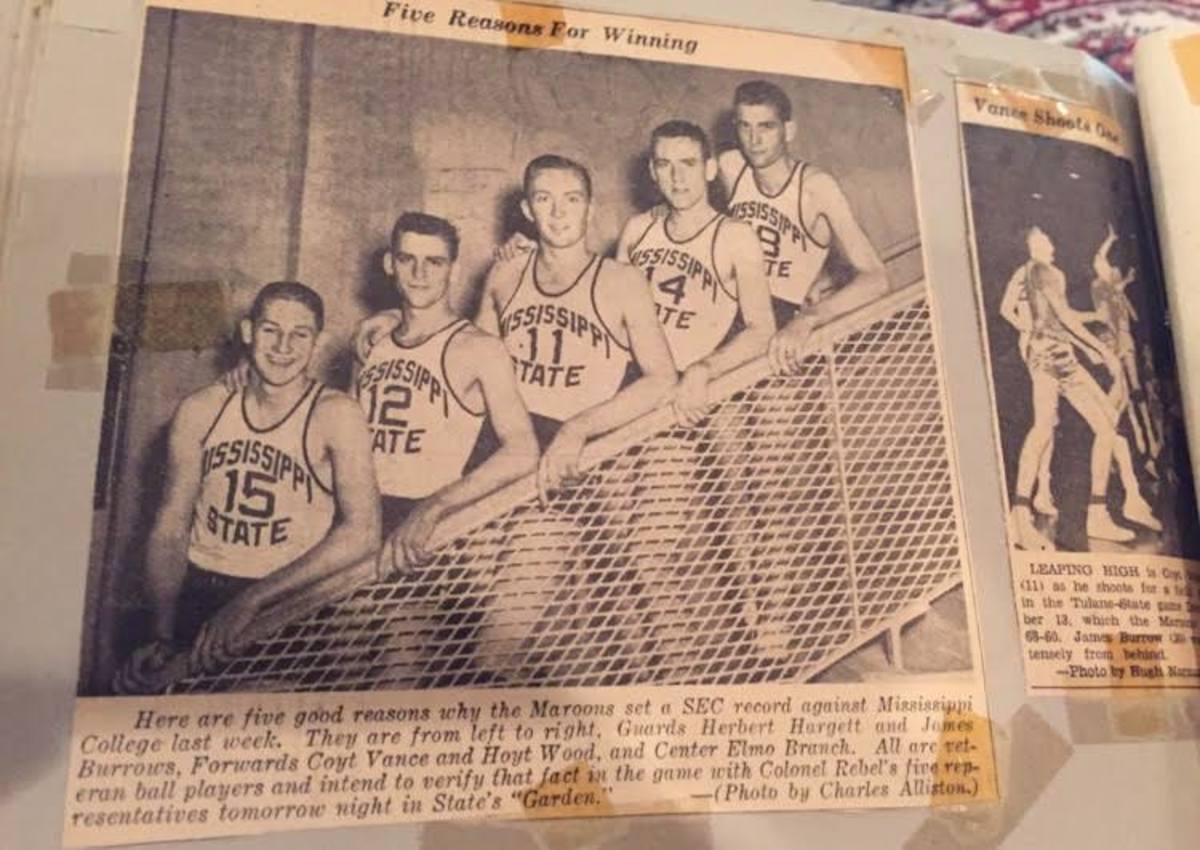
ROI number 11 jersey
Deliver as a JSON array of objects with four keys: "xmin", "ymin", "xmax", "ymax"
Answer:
[{"xmin": 498, "ymin": 253, "xmax": 631, "ymax": 423}]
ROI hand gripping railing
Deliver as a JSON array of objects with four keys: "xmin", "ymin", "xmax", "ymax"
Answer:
[{"xmin": 144, "ymin": 240, "xmax": 964, "ymax": 693}]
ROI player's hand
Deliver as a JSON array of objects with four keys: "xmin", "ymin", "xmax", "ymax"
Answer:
[
  {"xmin": 354, "ymin": 310, "xmax": 404, "ymax": 364},
  {"xmin": 112, "ymin": 640, "xmax": 174, "ymax": 695},
  {"xmin": 379, "ymin": 499, "xmax": 443, "ymax": 580},
  {"xmin": 219, "ymin": 360, "xmax": 251, "ymax": 394},
  {"xmin": 538, "ymin": 422, "xmax": 587, "ymax": 505},
  {"xmin": 672, "ymin": 362, "xmax": 713, "ymax": 427},
  {"xmin": 768, "ymin": 314, "xmax": 816, "ymax": 376},
  {"xmin": 494, "ymin": 232, "xmax": 536, "ymax": 263},
  {"xmin": 191, "ymin": 593, "xmax": 260, "ymax": 673}
]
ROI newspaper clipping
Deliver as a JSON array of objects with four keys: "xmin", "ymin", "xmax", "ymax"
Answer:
[
  {"xmin": 63, "ymin": 0, "xmax": 995, "ymax": 844},
  {"xmin": 957, "ymin": 82, "xmax": 1200, "ymax": 693}
]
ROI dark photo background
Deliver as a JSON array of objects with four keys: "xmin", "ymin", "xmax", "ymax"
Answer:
[{"xmin": 963, "ymin": 123, "xmax": 1200, "ymax": 556}]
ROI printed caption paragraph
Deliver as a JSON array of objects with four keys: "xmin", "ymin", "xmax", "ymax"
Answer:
[
  {"xmin": 65, "ymin": 685, "xmax": 994, "ymax": 845},
  {"xmin": 1015, "ymin": 552, "xmax": 1200, "ymax": 689}
]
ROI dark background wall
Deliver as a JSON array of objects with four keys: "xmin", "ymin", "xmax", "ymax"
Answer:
[{"xmin": 82, "ymin": 8, "xmax": 920, "ymax": 692}]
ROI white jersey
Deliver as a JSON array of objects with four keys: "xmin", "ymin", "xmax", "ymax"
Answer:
[
  {"xmin": 355, "ymin": 319, "xmax": 485, "ymax": 499},
  {"xmin": 189, "ymin": 381, "xmax": 335, "ymax": 579},
  {"xmin": 727, "ymin": 160, "xmax": 830, "ymax": 307},
  {"xmin": 498, "ymin": 252, "xmax": 631, "ymax": 422},
  {"xmin": 627, "ymin": 213, "xmax": 738, "ymax": 369}
]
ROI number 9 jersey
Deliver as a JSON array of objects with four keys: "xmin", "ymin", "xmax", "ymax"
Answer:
[
  {"xmin": 188, "ymin": 381, "xmax": 335, "ymax": 579},
  {"xmin": 727, "ymin": 160, "xmax": 830, "ymax": 308}
]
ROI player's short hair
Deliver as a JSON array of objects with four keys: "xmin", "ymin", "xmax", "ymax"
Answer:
[
  {"xmin": 249, "ymin": 281, "xmax": 325, "ymax": 332},
  {"xmin": 650, "ymin": 120, "xmax": 712, "ymax": 161},
  {"xmin": 734, "ymin": 80, "xmax": 792, "ymax": 122},
  {"xmin": 1025, "ymin": 226, "xmax": 1049, "ymax": 246},
  {"xmin": 523, "ymin": 154, "xmax": 593, "ymax": 201},
  {"xmin": 390, "ymin": 211, "xmax": 460, "ymax": 262}
]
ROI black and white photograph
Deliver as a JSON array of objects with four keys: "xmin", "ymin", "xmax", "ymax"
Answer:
[
  {"xmin": 961, "ymin": 120, "xmax": 1200, "ymax": 557},
  {"xmin": 76, "ymin": 2, "xmax": 979, "ymax": 698}
]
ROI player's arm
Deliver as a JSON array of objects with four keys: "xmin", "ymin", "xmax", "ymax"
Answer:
[
  {"xmin": 803, "ymin": 170, "xmax": 887, "ymax": 322},
  {"xmin": 539, "ymin": 266, "xmax": 677, "ymax": 499},
  {"xmin": 352, "ymin": 309, "xmax": 405, "ymax": 364},
  {"xmin": 113, "ymin": 388, "xmax": 215, "ymax": 693},
  {"xmin": 768, "ymin": 172, "xmax": 886, "ymax": 374},
  {"xmin": 382, "ymin": 331, "xmax": 538, "ymax": 574},
  {"xmin": 615, "ymin": 211, "xmax": 655, "ymax": 264},
  {"xmin": 675, "ymin": 221, "xmax": 775, "ymax": 425},
  {"xmin": 192, "ymin": 392, "xmax": 381, "ymax": 671},
  {"xmin": 998, "ymin": 266, "xmax": 1029, "ymax": 330},
  {"xmin": 476, "ymin": 258, "xmax": 520, "ymax": 335},
  {"xmin": 716, "ymin": 148, "xmax": 747, "ymax": 196}
]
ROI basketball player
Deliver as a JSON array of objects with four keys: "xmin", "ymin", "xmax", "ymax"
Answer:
[
  {"xmin": 115, "ymin": 282, "xmax": 380, "ymax": 692},
  {"xmin": 1090, "ymin": 223, "xmax": 1160, "ymax": 460},
  {"xmin": 478, "ymin": 154, "xmax": 677, "ymax": 501},
  {"xmin": 617, "ymin": 120, "xmax": 775, "ymax": 425},
  {"xmin": 1001, "ymin": 227, "xmax": 1154, "ymax": 550},
  {"xmin": 357, "ymin": 211, "xmax": 538, "ymax": 575},
  {"xmin": 720, "ymin": 80, "xmax": 888, "ymax": 374}
]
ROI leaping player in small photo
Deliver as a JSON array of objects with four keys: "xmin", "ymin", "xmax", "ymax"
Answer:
[
  {"xmin": 1001, "ymin": 227, "xmax": 1159, "ymax": 552},
  {"xmin": 720, "ymin": 80, "xmax": 888, "ymax": 372},
  {"xmin": 114, "ymin": 282, "xmax": 381, "ymax": 694}
]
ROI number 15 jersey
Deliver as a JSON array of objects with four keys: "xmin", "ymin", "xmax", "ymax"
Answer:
[{"xmin": 188, "ymin": 381, "xmax": 335, "ymax": 579}]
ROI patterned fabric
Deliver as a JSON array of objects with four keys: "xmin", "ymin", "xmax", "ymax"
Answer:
[{"xmin": 834, "ymin": 0, "xmax": 1200, "ymax": 78}]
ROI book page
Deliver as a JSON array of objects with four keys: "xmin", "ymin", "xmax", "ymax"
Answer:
[
  {"xmin": 1135, "ymin": 28, "xmax": 1200, "ymax": 506},
  {"xmin": 956, "ymin": 81, "xmax": 1200, "ymax": 693},
  {"xmin": 58, "ymin": 1, "xmax": 996, "ymax": 845}
]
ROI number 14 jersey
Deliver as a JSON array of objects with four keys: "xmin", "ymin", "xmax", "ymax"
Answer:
[{"xmin": 628, "ymin": 213, "xmax": 737, "ymax": 369}]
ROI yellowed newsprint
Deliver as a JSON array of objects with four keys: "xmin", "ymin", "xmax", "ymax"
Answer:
[
  {"xmin": 957, "ymin": 82, "xmax": 1200, "ymax": 693},
  {"xmin": 63, "ymin": 0, "xmax": 995, "ymax": 844}
]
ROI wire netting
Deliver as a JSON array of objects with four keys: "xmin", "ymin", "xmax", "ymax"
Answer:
[{"xmin": 173, "ymin": 286, "xmax": 964, "ymax": 693}]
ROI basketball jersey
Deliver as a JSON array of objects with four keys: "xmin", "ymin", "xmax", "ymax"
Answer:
[
  {"xmin": 498, "ymin": 253, "xmax": 631, "ymax": 422},
  {"xmin": 727, "ymin": 160, "xmax": 830, "ymax": 307},
  {"xmin": 1025, "ymin": 261, "xmax": 1074, "ymax": 345},
  {"xmin": 188, "ymin": 381, "xmax": 335, "ymax": 579},
  {"xmin": 628, "ymin": 213, "xmax": 739, "ymax": 369},
  {"xmin": 355, "ymin": 319, "xmax": 485, "ymax": 499}
]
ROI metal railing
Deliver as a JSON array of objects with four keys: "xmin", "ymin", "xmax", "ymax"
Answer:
[{"xmin": 158, "ymin": 240, "xmax": 965, "ymax": 692}]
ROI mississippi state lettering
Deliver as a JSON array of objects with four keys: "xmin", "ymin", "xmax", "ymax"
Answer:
[
  {"xmin": 355, "ymin": 357, "xmax": 447, "ymax": 416},
  {"xmin": 200, "ymin": 438, "xmax": 316, "ymax": 503},
  {"xmin": 628, "ymin": 245, "xmax": 720, "ymax": 301},
  {"xmin": 499, "ymin": 303, "xmax": 614, "ymax": 359}
]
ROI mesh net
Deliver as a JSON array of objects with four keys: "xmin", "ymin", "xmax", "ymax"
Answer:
[{"xmin": 173, "ymin": 285, "xmax": 964, "ymax": 693}]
